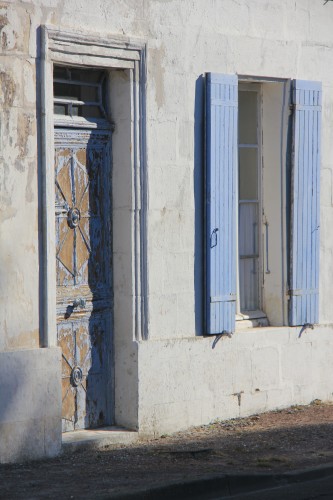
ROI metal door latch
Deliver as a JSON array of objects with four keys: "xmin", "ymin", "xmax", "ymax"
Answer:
[{"xmin": 72, "ymin": 298, "xmax": 86, "ymax": 309}]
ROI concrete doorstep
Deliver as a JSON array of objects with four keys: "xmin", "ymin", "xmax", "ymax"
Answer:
[
  {"xmin": 62, "ymin": 426, "xmax": 139, "ymax": 453},
  {"xmin": 108, "ymin": 463, "xmax": 333, "ymax": 500}
]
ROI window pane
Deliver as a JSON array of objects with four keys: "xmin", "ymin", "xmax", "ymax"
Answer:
[
  {"xmin": 54, "ymin": 82, "xmax": 81, "ymax": 100},
  {"xmin": 239, "ymin": 148, "xmax": 258, "ymax": 200},
  {"xmin": 53, "ymin": 66, "xmax": 106, "ymax": 119},
  {"xmin": 239, "ymin": 202, "xmax": 259, "ymax": 257},
  {"xmin": 71, "ymin": 68, "xmax": 102, "ymax": 83},
  {"xmin": 81, "ymin": 106, "xmax": 103, "ymax": 118},
  {"xmin": 71, "ymin": 105, "xmax": 79, "ymax": 116},
  {"xmin": 81, "ymin": 85, "xmax": 99, "ymax": 102},
  {"xmin": 239, "ymin": 91, "xmax": 258, "ymax": 144},
  {"xmin": 239, "ymin": 258, "xmax": 259, "ymax": 311},
  {"xmin": 54, "ymin": 103, "xmax": 67, "ymax": 115},
  {"xmin": 53, "ymin": 66, "xmax": 68, "ymax": 80}
]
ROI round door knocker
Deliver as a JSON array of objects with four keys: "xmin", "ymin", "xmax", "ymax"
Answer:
[
  {"xmin": 70, "ymin": 366, "xmax": 83, "ymax": 387},
  {"xmin": 67, "ymin": 207, "xmax": 81, "ymax": 228}
]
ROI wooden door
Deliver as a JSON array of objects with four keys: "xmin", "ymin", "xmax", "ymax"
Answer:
[{"xmin": 54, "ymin": 128, "xmax": 112, "ymax": 432}]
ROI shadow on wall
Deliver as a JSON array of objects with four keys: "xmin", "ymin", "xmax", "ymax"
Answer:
[
  {"xmin": 0, "ymin": 349, "xmax": 61, "ymax": 464},
  {"xmin": 194, "ymin": 75, "xmax": 205, "ymax": 336}
]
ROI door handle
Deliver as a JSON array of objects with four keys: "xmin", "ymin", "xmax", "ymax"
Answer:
[{"xmin": 72, "ymin": 298, "xmax": 86, "ymax": 309}]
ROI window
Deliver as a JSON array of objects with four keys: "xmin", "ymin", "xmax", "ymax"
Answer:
[
  {"xmin": 238, "ymin": 85, "xmax": 262, "ymax": 317},
  {"xmin": 205, "ymin": 74, "xmax": 321, "ymax": 334},
  {"xmin": 53, "ymin": 66, "xmax": 108, "ymax": 121}
]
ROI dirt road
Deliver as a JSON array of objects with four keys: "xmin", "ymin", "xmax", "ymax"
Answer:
[{"xmin": 1, "ymin": 401, "xmax": 333, "ymax": 499}]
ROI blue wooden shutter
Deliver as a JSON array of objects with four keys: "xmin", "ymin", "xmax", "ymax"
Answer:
[
  {"xmin": 289, "ymin": 80, "xmax": 321, "ymax": 326},
  {"xmin": 205, "ymin": 73, "xmax": 238, "ymax": 334}
]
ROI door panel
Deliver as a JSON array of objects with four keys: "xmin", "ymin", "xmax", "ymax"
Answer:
[{"xmin": 55, "ymin": 128, "xmax": 112, "ymax": 432}]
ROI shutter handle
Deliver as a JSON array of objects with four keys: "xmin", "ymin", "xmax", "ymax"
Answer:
[
  {"xmin": 211, "ymin": 228, "xmax": 219, "ymax": 248},
  {"xmin": 264, "ymin": 221, "xmax": 271, "ymax": 274}
]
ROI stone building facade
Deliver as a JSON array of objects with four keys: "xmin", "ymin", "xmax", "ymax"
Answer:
[{"xmin": 1, "ymin": 0, "xmax": 333, "ymax": 463}]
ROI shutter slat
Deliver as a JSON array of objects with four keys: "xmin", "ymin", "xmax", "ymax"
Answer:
[
  {"xmin": 205, "ymin": 73, "xmax": 237, "ymax": 334},
  {"xmin": 289, "ymin": 80, "xmax": 321, "ymax": 326}
]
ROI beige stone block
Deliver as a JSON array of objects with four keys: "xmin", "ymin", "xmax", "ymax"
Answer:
[
  {"xmin": 0, "ymin": 3, "xmax": 31, "ymax": 55},
  {"xmin": 148, "ymin": 248, "xmax": 166, "ymax": 294},
  {"xmin": 308, "ymin": 4, "xmax": 333, "ymax": 45},
  {"xmin": 176, "ymin": 292, "xmax": 195, "ymax": 337},
  {"xmin": 213, "ymin": 395, "xmax": 242, "ymax": 421},
  {"xmin": 0, "ymin": 348, "xmax": 61, "ymax": 463},
  {"xmin": 224, "ymin": 347, "xmax": 253, "ymax": 395},
  {"xmin": 44, "ymin": 417, "xmax": 62, "ymax": 458},
  {"xmin": 281, "ymin": 341, "xmax": 313, "ymax": 386},
  {"xmin": 265, "ymin": 387, "xmax": 293, "ymax": 410},
  {"xmin": 149, "ymin": 165, "xmax": 194, "ymax": 211},
  {"xmin": 251, "ymin": 346, "xmax": 280, "ymax": 390},
  {"xmin": 148, "ymin": 120, "xmax": 177, "ymax": 165},
  {"xmin": 148, "ymin": 209, "xmax": 182, "ymax": 252},
  {"xmin": 162, "ymin": 252, "xmax": 191, "ymax": 294},
  {"xmin": 113, "ymin": 208, "xmax": 133, "ymax": 254},
  {"xmin": 114, "ymin": 341, "xmax": 138, "ymax": 430},
  {"xmin": 148, "ymin": 293, "xmax": 178, "ymax": 339},
  {"xmin": 112, "ymin": 146, "xmax": 133, "ymax": 211},
  {"xmin": 239, "ymin": 390, "xmax": 268, "ymax": 418},
  {"xmin": 0, "ymin": 419, "xmax": 44, "ymax": 464},
  {"xmin": 113, "ymin": 292, "xmax": 135, "ymax": 341},
  {"xmin": 321, "ymin": 168, "xmax": 333, "ymax": 208},
  {"xmin": 113, "ymin": 252, "xmax": 134, "ymax": 296}
]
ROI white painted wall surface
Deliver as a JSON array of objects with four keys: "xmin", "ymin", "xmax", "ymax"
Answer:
[
  {"xmin": 1, "ymin": 0, "xmax": 333, "ymax": 460},
  {"xmin": 0, "ymin": 348, "xmax": 62, "ymax": 463},
  {"xmin": 138, "ymin": 326, "xmax": 333, "ymax": 435}
]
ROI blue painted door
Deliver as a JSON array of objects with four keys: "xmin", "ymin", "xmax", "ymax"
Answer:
[
  {"xmin": 289, "ymin": 80, "xmax": 321, "ymax": 326},
  {"xmin": 55, "ymin": 129, "xmax": 112, "ymax": 431},
  {"xmin": 205, "ymin": 73, "xmax": 238, "ymax": 334}
]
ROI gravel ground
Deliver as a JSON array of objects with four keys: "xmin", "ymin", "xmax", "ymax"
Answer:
[{"xmin": 1, "ymin": 401, "xmax": 333, "ymax": 499}]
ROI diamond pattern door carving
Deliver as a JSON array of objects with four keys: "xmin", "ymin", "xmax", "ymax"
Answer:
[{"xmin": 55, "ymin": 129, "xmax": 112, "ymax": 432}]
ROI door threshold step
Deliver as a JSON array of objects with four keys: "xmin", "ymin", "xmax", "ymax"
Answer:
[{"xmin": 62, "ymin": 426, "xmax": 139, "ymax": 453}]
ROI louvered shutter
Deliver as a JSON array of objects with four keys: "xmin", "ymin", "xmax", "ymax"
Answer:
[
  {"xmin": 289, "ymin": 80, "xmax": 321, "ymax": 326},
  {"xmin": 205, "ymin": 73, "xmax": 238, "ymax": 334}
]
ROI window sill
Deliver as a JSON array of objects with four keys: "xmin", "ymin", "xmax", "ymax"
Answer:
[{"xmin": 236, "ymin": 310, "xmax": 269, "ymax": 330}]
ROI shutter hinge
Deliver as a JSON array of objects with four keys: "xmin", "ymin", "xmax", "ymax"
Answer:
[
  {"xmin": 299, "ymin": 323, "xmax": 315, "ymax": 337},
  {"xmin": 289, "ymin": 104, "xmax": 295, "ymax": 116},
  {"xmin": 212, "ymin": 330, "xmax": 233, "ymax": 348}
]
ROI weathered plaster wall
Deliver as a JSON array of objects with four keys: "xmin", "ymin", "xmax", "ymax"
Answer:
[
  {"xmin": 0, "ymin": 347, "xmax": 61, "ymax": 463},
  {"xmin": 0, "ymin": 3, "xmax": 39, "ymax": 350},
  {"xmin": 1, "ymin": 0, "xmax": 333, "ymax": 454},
  {"xmin": 138, "ymin": 326, "xmax": 333, "ymax": 436},
  {"xmin": 2, "ymin": 0, "xmax": 333, "ymax": 343},
  {"xmin": 141, "ymin": 0, "xmax": 333, "ymax": 337}
]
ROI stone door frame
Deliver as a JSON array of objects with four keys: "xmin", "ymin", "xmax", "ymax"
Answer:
[{"xmin": 39, "ymin": 25, "xmax": 148, "ymax": 428}]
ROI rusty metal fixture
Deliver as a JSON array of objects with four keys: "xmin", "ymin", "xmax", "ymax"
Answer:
[
  {"xmin": 67, "ymin": 207, "xmax": 81, "ymax": 228},
  {"xmin": 71, "ymin": 366, "xmax": 83, "ymax": 387},
  {"xmin": 72, "ymin": 298, "xmax": 86, "ymax": 309}
]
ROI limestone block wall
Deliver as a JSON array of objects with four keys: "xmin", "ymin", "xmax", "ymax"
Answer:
[
  {"xmin": 0, "ymin": 348, "xmax": 62, "ymax": 463},
  {"xmin": 138, "ymin": 326, "xmax": 333, "ymax": 436},
  {"xmin": 1, "ymin": 0, "xmax": 333, "ymax": 459}
]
